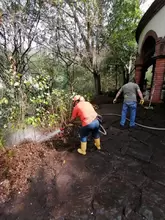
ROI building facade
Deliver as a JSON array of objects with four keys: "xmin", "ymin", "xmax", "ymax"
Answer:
[{"xmin": 135, "ymin": 0, "xmax": 165, "ymax": 102}]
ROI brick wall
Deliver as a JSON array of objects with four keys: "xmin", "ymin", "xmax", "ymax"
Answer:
[
  {"xmin": 151, "ymin": 58, "xmax": 165, "ymax": 102},
  {"xmin": 135, "ymin": 35, "xmax": 165, "ymax": 103},
  {"xmin": 135, "ymin": 66, "xmax": 142, "ymax": 84}
]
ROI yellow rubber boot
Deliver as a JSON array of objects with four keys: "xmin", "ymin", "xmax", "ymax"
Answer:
[
  {"xmin": 77, "ymin": 142, "xmax": 87, "ymax": 155},
  {"xmin": 94, "ymin": 138, "xmax": 101, "ymax": 150}
]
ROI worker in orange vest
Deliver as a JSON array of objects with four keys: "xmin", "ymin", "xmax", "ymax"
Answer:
[{"xmin": 70, "ymin": 95, "xmax": 101, "ymax": 155}]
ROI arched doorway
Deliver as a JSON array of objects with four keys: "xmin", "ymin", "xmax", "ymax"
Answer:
[
  {"xmin": 135, "ymin": 30, "xmax": 165, "ymax": 103},
  {"xmin": 140, "ymin": 36, "xmax": 156, "ymax": 93}
]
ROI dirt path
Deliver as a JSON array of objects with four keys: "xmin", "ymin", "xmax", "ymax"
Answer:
[{"xmin": 1, "ymin": 103, "xmax": 165, "ymax": 220}]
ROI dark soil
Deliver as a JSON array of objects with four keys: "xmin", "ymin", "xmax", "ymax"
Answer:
[{"xmin": 1, "ymin": 101, "xmax": 165, "ymax": 220}]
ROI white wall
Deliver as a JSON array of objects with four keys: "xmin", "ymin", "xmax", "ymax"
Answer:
[{"xmin": 138, "ymin": 5, "xmax": 165, "ymax": 53}]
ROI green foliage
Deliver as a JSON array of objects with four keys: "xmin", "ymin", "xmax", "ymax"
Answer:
[
  {"xmin": 0, "ymin": 128, "xmax": 5, "ymax": 149},
  {"xmin": 104, "ymin": 0, "xmax": 142, "ymax": 85},
  {"xmin": 109, "ymin": 0, "xmax": 141, "ymax": 46},
  {"xmin": 0, "ymin": 0, "xmax": 144, "ymax": 140},
  {"xmin": 0, "ymin": 136, "xmax": 5, "ymax": 150},
  {"xmin": 0, "ymin": 49, "xmax": 97, "ymax": 134},
  {"xmin": 0, "ymin": 65, "xmax": 74, "ymax": 130},
  {"xmin": 73, "ymin": 66, "xmax": 95, "ymax": 95},
  {"xmin": 145, "ymin": 66, "xmax": 153, "ymax": 87}
]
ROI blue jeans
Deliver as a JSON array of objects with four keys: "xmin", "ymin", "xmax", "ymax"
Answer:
[
  {"xmin": 80, "ymin": 119, "xmax": 100, "ymax": 142},
  {"xmin": 120, "ymin": 101, "xmax": 137, "ymax": 127}
]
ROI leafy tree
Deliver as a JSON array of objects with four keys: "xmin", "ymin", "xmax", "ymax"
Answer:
[
  {"xmin": 39, "ymin": 0, "xmax": 112, "ymax": 95},
  {"xmin": 0, "ymin": 0, "xmax": 43, "ymax": 85},
  {"xmin": 0, "ymin": 0, "xmax": 144, "ymax": 135},
  {"xmin": 106, "ymin": 0, "xmax": 142, "ymax": 84}
]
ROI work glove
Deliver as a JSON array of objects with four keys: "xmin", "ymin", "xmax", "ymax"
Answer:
[{"xmin": 140, "ymin": 99, "xmax": 144, "ymax": 105}]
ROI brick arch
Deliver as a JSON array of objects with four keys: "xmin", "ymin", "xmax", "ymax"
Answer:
[
  {"xmin": 140, "ymin": 30, "xmax": 158, "ymax": 56},
  {"xmin": 135, "ymin": 30, "xmax": 158, "ymax": 94},
  {"xmin": 135, "ymin": 30, "xmax": 165, "ymax": 103}
]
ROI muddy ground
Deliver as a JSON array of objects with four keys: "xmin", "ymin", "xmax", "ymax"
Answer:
[{"xmin": 1, "ymin": 101, "xmax": 165, "ymax": 220}]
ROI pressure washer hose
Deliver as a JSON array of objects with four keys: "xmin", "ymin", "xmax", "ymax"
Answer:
[
  {"xmin": 99, "ymin": 124, "xmax": 107, "ymax": 135},
  {"xmin": 101, "ymin": 113, "xmax": 165, "ymax": 131}
]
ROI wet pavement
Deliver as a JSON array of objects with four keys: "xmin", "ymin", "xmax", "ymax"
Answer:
[{"xmin": 1, "ymin": 103, "xmax": 165, "ymax": 220}]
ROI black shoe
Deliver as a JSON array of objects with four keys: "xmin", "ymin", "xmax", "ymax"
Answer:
[{"xmin": 129, "ymin": 126, "xmax": 136, "ymax": 132}]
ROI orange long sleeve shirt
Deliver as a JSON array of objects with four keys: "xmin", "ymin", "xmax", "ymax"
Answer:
[{"xmin": 71, "ymin": 101, "xmax": 97, "ymax": 126}]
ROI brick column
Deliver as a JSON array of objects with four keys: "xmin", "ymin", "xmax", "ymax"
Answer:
[
  {"xmin": 135, "ymin": 55, "xmax": 143, "ymax": 85},
  {"xmin": 151, "ymin": 58, "xmax": 165, "ymax": 103},
  {"xmin": 135, "ymin": 65, "xmax": 143, "ymax": 84},
  {"xmin": 151, "ymin": 37, "xmax": 165, "ymax": 103}
]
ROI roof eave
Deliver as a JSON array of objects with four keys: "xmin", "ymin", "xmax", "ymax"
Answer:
[{"xmin": 136, "ymin": 0, "xmax": 165, "ymax": 43}]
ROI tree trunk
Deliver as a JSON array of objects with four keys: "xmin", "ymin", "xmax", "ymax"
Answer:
[
  {"xmin": 123, "ymin": 69, "xmax": 127, "ymax": 84},
  {"xmin": 127, "ymin": 55, "xmax": 132, "ymax": 82},
  {"xmin": 93, "ymin": 72, "xmax": 101, "ymax": 95},
  {"xmin": 126, "ymin": 72, "xmax": 129, "ymax": 83}
]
